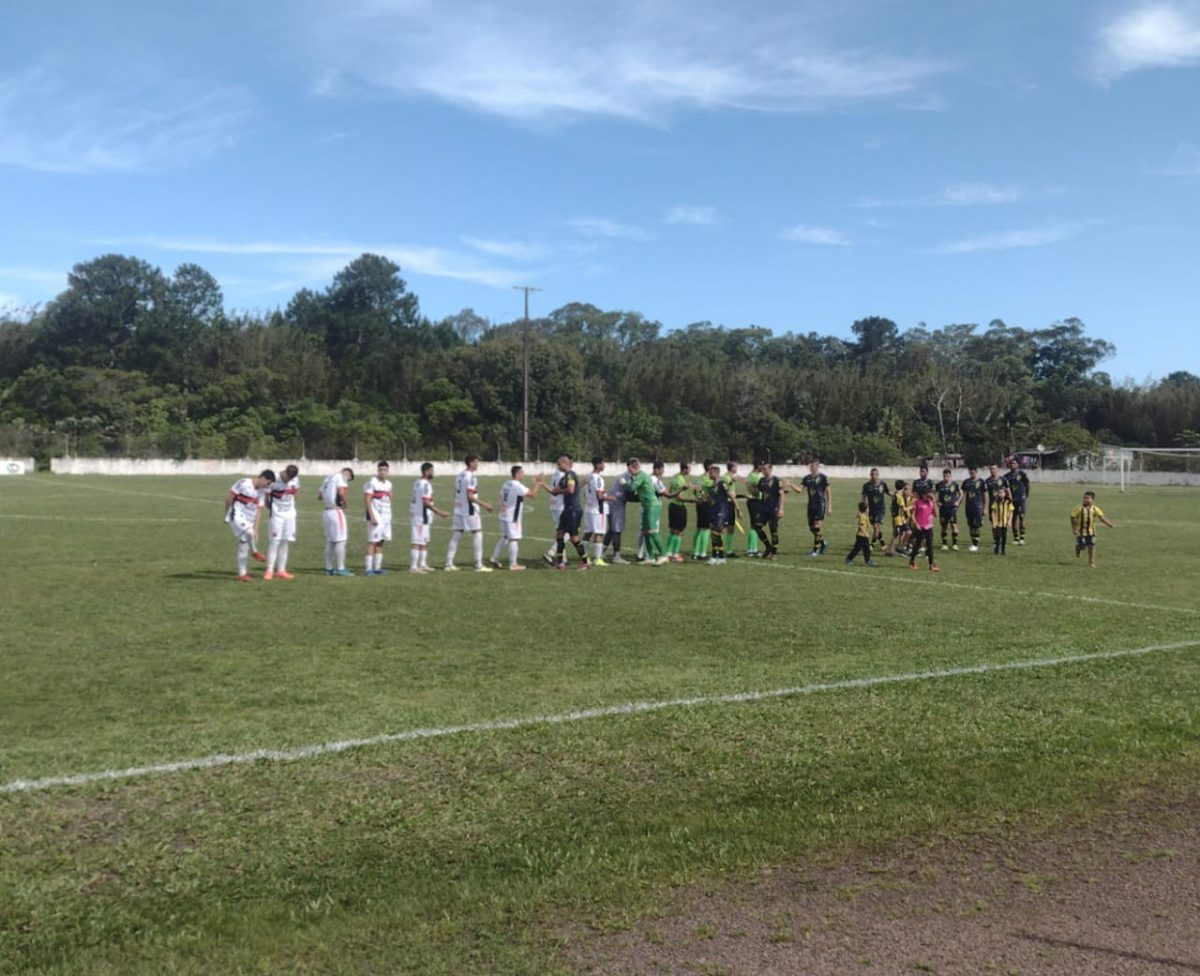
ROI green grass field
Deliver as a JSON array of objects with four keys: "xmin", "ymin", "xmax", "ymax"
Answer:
[{"xmin": 1, "ymin": 473, "xmax": 1198, "ymax": 975}]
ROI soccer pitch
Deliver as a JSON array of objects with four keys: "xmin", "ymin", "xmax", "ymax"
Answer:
[{"xmin": 1, "ymin": 474, "xmax": 1198, "ymax": 975}]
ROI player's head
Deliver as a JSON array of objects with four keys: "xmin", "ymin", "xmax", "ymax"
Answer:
[
  {"xmin": 256, "ymin": 469, "xmax": 276, "ymax": 488},
  {"xmin": 652, "ymin": 460, "xmax": 664, "ymax": 476},
  {"xmin": 464, "ymin": 454, "xmax": 479, "ymax": 471},
  {"xmin": 591, "ymin": 455, "xmax": 604, "ymax": 471},
  {"xmin": 707, "ymin": 462, "xmax": 720, "ymax": 477},
  {"xmin": 762, "ymin": 462, "xmax": 773, "ymax": 476},
  {"xmin": 997, "ymin": 484, "xmax": 1008, "ymax": 498},
  {"xmin": 858, "ymin": 500, "xmax": 868, "ymax": 513},
  {"xmin": 726, "ymin": 461, "xmax": 738, "ymax": 475},
  {"xmin": 556, "ymin": 453, "xmax": 572, "ymax": 472},
  {"xmin": 919, "ymin": 462, "xmax": 929, "ymax": 475},
  {"xmin": 284, "ymin": 464, "xmax": 299, "ymax": 481},
  {"xmin": 679, "ymin": 461, "xmax": 690, "ymax": 474},
  {"xmin": 420, "ymin": 462, "xmax": 434, "ymax": 477},
  {"xmin": 376, "ymin": 460, "xmax": 389, "ymax": 477},
  {"xmin": 341, "ymin": 467, "xmax": 355, "ymax": 482},
  {"xmin": 968, "ymin": 465, "xmax": 977, "ymax": 476},
  {"xmin": 869, "ymin": 467, "xmax": 880, "ymax": 482},
  {"xmin": 809, "ymin": 458, "xmax": 820, "ymax": 474},
  {"xmin": 511, "ymin": 464, "xmax": 524, "ymax": 481},
  {"xmin": 1083, "ymin": 490, "xmax": 1095, "ymax": 505},
  {"xmin": 895, "ymin": 479, "xmax": 906, "ymax": 491},
  {"xmin": 754, "ymin": 458, "xmax": 767, "ymax": 472},
  {"xmin": 989, "ymin": 464, "xmax": 999, "ymax": 477},
  {"xmin": 1008, "ymin": 457, "xmax": 1019, "ymax": 470},
  {"xmin": 626, "ymin": 456, "xmax": 640, "ymax": 473},
  {"xmin": 942, "ymin": 468, "xmax": 951, "ymax": 481}
]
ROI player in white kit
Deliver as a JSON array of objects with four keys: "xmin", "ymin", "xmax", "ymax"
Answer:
[
  {"xmin": 318, "ymin": 467, "xmax": 355, "ymax": 576},
  {"xmin": 363, "ymin": 460, "xmax": 394, "ymax": 576},
  {"xmin": 583, "ymin": 456, "xmax": 610, "ymax": 566},
  {"xmin": 409, "ymin": 462, "xmax": 449, "ymax": 573},
  {"xmin": 445, "ymin": 455, "xmax": 495, "ymax": 571},
  {"xmin": 223, "ymin": 469, "xmax": 274, "ymax": 582},
  {"xmin": 489, "ymin": 465, "xmax": 545, "ymax": 570},
  {"xmin": 264, "ymin": 464, "xmax": 300, "ymax": 581}
]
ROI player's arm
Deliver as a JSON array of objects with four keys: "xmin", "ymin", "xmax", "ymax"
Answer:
[
  {"xmin": 824, "ymin": 483, "xmax": 832, "ymax": 515},
  {"xmin": 424, "ymin": 495, "xmax": 448, "ymax": 519},
  {"xmin": 1098, "ymin": 513, "xmax": 1115, "ymax": 529},
  {"xmin": 224, "ymin": 489, "xmax": 236, "ymax": 519},
  {"xmin": 1070, "ymin": 513, "xmax": 1080, "ymax": 535},
  {"xmin": 469, "ymin": 486, "xmax": 493, "ymax": 514},
  {"xmin": 336, "ymin": 485, "xmax": 348, "ymax": 509},
  {"xmin": 525, "ymin": 478, "xmax": 544, "ymax": 500},
  {"xmin": 777, "ymin": 488, "xmax": 785, "ymax": 519},
  {"xmin": 364, "ymin": 487, "xmax": 376, "ymax": 524}
]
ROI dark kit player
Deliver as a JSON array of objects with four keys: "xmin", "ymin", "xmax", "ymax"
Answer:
[
  {"xmin": 751, "ymin": 463, "xmax": 785, "ymax": 560},
  {"xmin": 548, "ymin": 454, "xmax": 591, "ymax": 570},
  {"xmin": 1003, "ymin": 457, "xmax": 1031, "ymax": 545},
  {"xmin": 800, "ymin": 459, "xmax": 831, "ymax": 557},
  {"xmin": 935, "ymin": 468, "xmax": 961, "ymax": 551},
  {"xmin": 860, "ymin": 468, "xmax": 890, "ymax": 551},
  {"xmin": 960, "ymin": 465, "xmax": 986, "ymax": 552}
]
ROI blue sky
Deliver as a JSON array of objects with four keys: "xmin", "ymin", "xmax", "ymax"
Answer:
[{"xmin": 1, "ymin": 0, "xmax": 1198, "ymax": 381}]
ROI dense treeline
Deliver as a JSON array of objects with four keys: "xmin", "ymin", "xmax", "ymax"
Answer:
[{"xmin": 1, "ymin": 252, "xmax": 1198, "ymax": 466}]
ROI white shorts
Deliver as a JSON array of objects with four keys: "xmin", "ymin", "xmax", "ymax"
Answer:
[
  {"xmin": 583, "ymin": 511, "xmax": 607, "ymax": 536},
  {"xmin": 499, "ymin": 518, "xmax": 523, "ymax": 541},
  {"xmin": 269, "ymin": 513, "xmax": 297, "ymax": 542},
  {"xmin": 323, "ymin": 508, "xmax": 348, "ymax": 544},
  {"xmin": 453, "ymin": 512, "xmax": 483, "ymax": 532},
  {"xmin": 367, "ymin": 518, "xmax": 392, "ymax": 544},
  {"xmin": 410, "ymin": 521, "xmax": 431, "ymax": 546},
  {"xmin": 228, "ymin": 519, "xmax": 254, "ymax": 543}
]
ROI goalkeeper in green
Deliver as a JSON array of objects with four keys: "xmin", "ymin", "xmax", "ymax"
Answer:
[{"xmin": 626, "ymin": 457, "xmax": 668, "ymax": 565}]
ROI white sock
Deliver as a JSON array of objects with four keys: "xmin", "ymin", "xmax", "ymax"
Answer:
[
  {"xmin": 419, "ymin": 548, "xmax": 428, "ymax": 569},
  {"xmin": 637, "ymin": 538, "xmax": 646, "ymax": 559},
  {"xmin": 411, "ymin": 547, "xmax": 420, "ymax": 570},
  {"xmin": 237, "ymin": 540, "xmax": 250, "ymax": 575},
  {"xmin": 592, "ymin": 541, "xmax": 603, "ymax": 561},
  {"xmin": 334, "ymin": 541, "xmax": 346, "ymax": 570},
  {"xmin": 446, "ymin": 530, "xmax": 462, "ymax": 566},
  {"xmin": 266, "ymin": 540, "xmax": 280, "ymax": 572},
  {"xmin": 365, "ymin": 554, "xmax": 373, "ymax": 573},
  {"xmin": 373, "ymin": 552, "xmax": 383, "ymax": 571},
  {"xmin": 325, "ymin": 541, "xmax": 335, "ymax": 571},
  {"xmin": 508, "ymin": 540, "xmax": 519, "ymax": 567},
  {"xmin": 277, "ymin": 541, "xmax": 289, "ymax": 572},
  {"xmin": 472, "ymin": 532, "xmax": 484, "ymax": 568}
]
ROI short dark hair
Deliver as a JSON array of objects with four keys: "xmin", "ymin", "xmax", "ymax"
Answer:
[
  {"xmin": 592, "ymin": 455, "xmax": 604, "ymax": 467},
  {"xmin": 1084, "ymin": 490, "xmax": 1096, "ymax": 499},
  {"xmin": 895, "ymin": 479, "xmax": 906, "ymax": 489},
  {"xmin": 858, "ymin": 500, "xmax": 868, "ymax": 512},
  {"xmin": 420, "ymin": 462, "xmax": 434, "ymax": 476},
  {"xmin": 968, "ymin": 466, "xmax": 977, "ymax": 473},
  {"xmin": 511, "ymin": 464, "xmax": 523, "ymax": 478},
  {"xmin": 626, "ymin": 456, "xmax": 639, "ymax": 466},
  {"xmin": 464, "ymin": 454, "xmax": 478, "ymax": 466},
  {"xmin": 377, "ymin": 459, "xmax": 389, "ymax": 469},
  {"xmin": 284, "ymin": 464, "xmax": 299, "ymax": 480},
  {"xmin": 942, "ymin": 468, "xmax": 951, "ymax": 476},
  {"xmin": 652, "ymin": 460, "xmax": 664, "ymax": 471},
  {"xmin": 259, "ymin": 468, "xmax": 276, "ymax": 482},
  {"xmin": 919, "ymin": 463, "xmax": 928, "ymax": 472},
  {"xmin": 342, "ymin": 467, "xmax": 355, "ymax": 481}
]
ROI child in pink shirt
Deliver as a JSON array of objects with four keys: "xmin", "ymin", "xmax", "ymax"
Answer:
[{"xmin": 909, "ymin": 486, "xmax": 940, "ymax": 573}]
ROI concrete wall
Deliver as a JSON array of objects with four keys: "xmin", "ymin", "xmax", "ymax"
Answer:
[
  {"xmin": 46, "ymin": 456, "xmax": 1200, "ymax": 486},
  {"xmin": 0, "ymin": 457, "xmax": 34, "ymax": 475}
]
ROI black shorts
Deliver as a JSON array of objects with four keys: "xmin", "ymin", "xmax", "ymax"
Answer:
[
  {"xmin": 940, "ymin": 511, "xmax": 957, "ymax": 525},
  {"xmin": 868, "ymin": 508, "xmax": 885, "ymax": 526},
  {"xmin": 1079, "ymin": 534, "xmax": 1096, "ymax": 547},
  {"xmin": 709, "ymin": 507, "xmax": 728, "ymax": 532},
  {"xmin": 696, "ymin": 502, "xmax": 712, "ymax": 528},
  {"xmin": 1011, "ymin": 498, "xmax": 1027, "ymax": 515},
  {"xmin": 556, "ymin": 508, "xmax": 582, "ymax": 536},
  {"xmin": 807, "ymin": 507, "xmax": 825, "ymax": 529},
  {"xmin": 965, "ymin": 506, "xmax": 984, "ymax": 527},
  {"xmin": 752, "ymin": 507, "xmax": 778, "ymax": 528},
  {"xmin": 668, "ymin": 504, "xmax": 688, "ymax": 532}
]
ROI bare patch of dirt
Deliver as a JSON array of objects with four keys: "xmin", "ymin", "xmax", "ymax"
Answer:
[{"xmin": 570, "ymin": 800, "xmax": 1200, "ymax": 975}]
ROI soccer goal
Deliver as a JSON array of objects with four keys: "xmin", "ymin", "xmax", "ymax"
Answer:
[{"xmin": 1098, "ymin": 445, "xmax": 1200, "ymax": 491}]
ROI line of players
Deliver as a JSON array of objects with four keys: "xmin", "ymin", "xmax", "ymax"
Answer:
[{"xmin": 221, "ymin": 455, "xmax": 1032, "ymax": 580}]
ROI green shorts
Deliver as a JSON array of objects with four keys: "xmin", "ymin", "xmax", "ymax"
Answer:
[{"xmin": 641, "ymin": 502, "xmax": 661, "ymax": 533}]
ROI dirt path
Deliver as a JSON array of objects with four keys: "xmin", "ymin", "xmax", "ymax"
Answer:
[{"xmin": 571, "ymin": 801, "xmax": 1200, "ymax": 975}]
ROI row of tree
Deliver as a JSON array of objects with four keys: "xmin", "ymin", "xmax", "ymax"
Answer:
[{"xmin": 1, "ymin": 253, "xmax": 1197, "ymax": 466}]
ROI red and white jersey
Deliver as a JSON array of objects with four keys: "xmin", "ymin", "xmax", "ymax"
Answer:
[
  {"xmin": 498, "ymin": 479, "xmax": 529, "ymax": 524},
  {"xmin": 319, "ymin": 472, "xmax": 347, "ymax": 509},
  {"xmin": 454, "ymin": 470, "xmax": 480, "ymax": 517},
  {"xmin": 267, "ymin": 477, "xmax": 300, "ymax": 517},
  {"xmin": 410, "ymin": 478, "xmax": 434, "ymax": 524},
  {"xmin": 364, "ymin": 476, "xmax": 393, "ymax": 521},
  {"xmin": 228, "ymin": 478, "xmax": 263, "ymax": 525},
  {"xmin": 584, "ymin": 472, "xmax": 607, "ymax": 515}
]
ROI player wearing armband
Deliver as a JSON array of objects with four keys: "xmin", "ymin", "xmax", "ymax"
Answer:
[
  {"xmin": 264, "ymin": 464, "xmax": 300, "ymax": 580},
  {"xmin": 363, "ymin": 460, "xmax": 394, "ymax": 576},
  {"xmin": 224, "ymin": 469, "xmax": 274, "ymax": 582},
  {"xmin": 409, "ymin": 462, "xmax": 448, "ymax": 573},
  {"xmin": 318, "ymin": 467, "xmax": 355, "ymax": 575},
  {"xmin": 445, "ymin": 454, "xmax": 495, "ymax": 572},
  {"xmin": 549, "ymin": 454, "xmax": 591, "ymax": 569},
  {"xmin": 1070, "ymin": 490, "xmax": 1116, "ymax": 568}
]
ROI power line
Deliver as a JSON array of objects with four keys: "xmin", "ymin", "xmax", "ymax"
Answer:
[{"xmin": 513, "ymin": 286, "xmax": 542, "ymax": 462}]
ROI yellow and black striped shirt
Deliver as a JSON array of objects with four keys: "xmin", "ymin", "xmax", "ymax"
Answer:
[
  {"xmin": 990, "ymin": 497, "xmax": 1013, "ymax": 528},
  {"xmin": 1071, "ymin": 503, "xmax": 1105, "ymax": 537}
]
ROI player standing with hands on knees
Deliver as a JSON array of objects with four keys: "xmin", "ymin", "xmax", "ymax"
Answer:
[
  {"xmin": 1071, "ymin": 490, "xmax": 1116, "ymax": 568},
  {"xmin": 225, "ymin": 469, "xmax": 274, "ymax": 582}
]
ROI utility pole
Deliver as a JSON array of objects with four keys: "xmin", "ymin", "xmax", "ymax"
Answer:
[{"xmin": 513, "ymin": 286, "xmax": 541, "ymax": 462}]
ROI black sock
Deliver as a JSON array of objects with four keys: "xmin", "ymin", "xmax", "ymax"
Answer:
[{"xmin": 573, "ymin": 539, "xmax": 587, "ymax": 562}]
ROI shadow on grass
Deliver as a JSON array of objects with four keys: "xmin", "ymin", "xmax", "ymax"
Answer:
[{"xmin": 1016, "ymin": 932, "xmax": 1200, "ymax": 972}]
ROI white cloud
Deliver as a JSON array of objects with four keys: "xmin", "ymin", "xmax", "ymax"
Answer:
[
  {"xmin": 1095, "ymin": 3, "xmax": 1200, "ymax": 81},
  {"xmin": 461, "ymin": 236, "xmax": 549, "ymax": 260},
  {"xmin": 0, "ymin": 69, "xmax": 251, "ymax": 174},
  {"xmin": 567, "ymin": 218, "xmax": 649, "ymax": 241},
  {"xmin": 96, "ymin": 236, "xmax": 527, "ymax": 289},
  {"xmin": 303, "ymin": 0, "xmax": 949, "ymax": 122},
  {"xmin": 781, "ymin": 225, "xmax": 851, "ymax": 246},
  {"xmin": 665, "ymin": 205, "xmax": 718, "ymax": 225},
  {"xmin": 933, "ymin": 223, "xmax": 1083, "ymax": 254},
  {"xmin": 855, "ymin": 182, "xmax": 1025, "ymax": 208},
  {"xmin": 1149, "ymin": 143, "xmax": 1200, "ymax": 175}
]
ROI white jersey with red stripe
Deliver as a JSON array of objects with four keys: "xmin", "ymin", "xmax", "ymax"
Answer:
[
  {"xmin": 454, "ymin": 470, "xmax": 480, "ymax": 517},
  {"xmin": 410, "ymin": 478, "xmax": 434, "ymax": 524},
  {"xmin": 364, "ymin": 477, "xmax": 393, "ymax": 521},
  {"xmin": 319, "ymin": 472, "xmax": 347, "ymax": 509},
  {"xmin": 227, "ymin": 478, "xmax": 263, "ymax": 527},
  {"xmin": 267, "ymin": 477, "xmax": 300, "ymax": 517}
]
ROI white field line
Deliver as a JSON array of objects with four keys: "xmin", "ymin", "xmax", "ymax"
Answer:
[
  {"xmin": 748, "ymin": 555, "xmax": 1200, "ymax": 617},
  {"xmin": 0, "ymin": 513, "xmax": 201, "ymax": 524},
  {"xmin": 3, "ymin": 639, "xmax": 1197, "ymax": 796}
]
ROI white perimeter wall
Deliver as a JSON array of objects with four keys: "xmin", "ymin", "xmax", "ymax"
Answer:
[
  {"xmin": 46, "ymin": 457, "xmax": 1200, "ymax": 486},
  {"xmin": 0, "ymin": 457, "xmax": 34, "ymax": 475}
]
